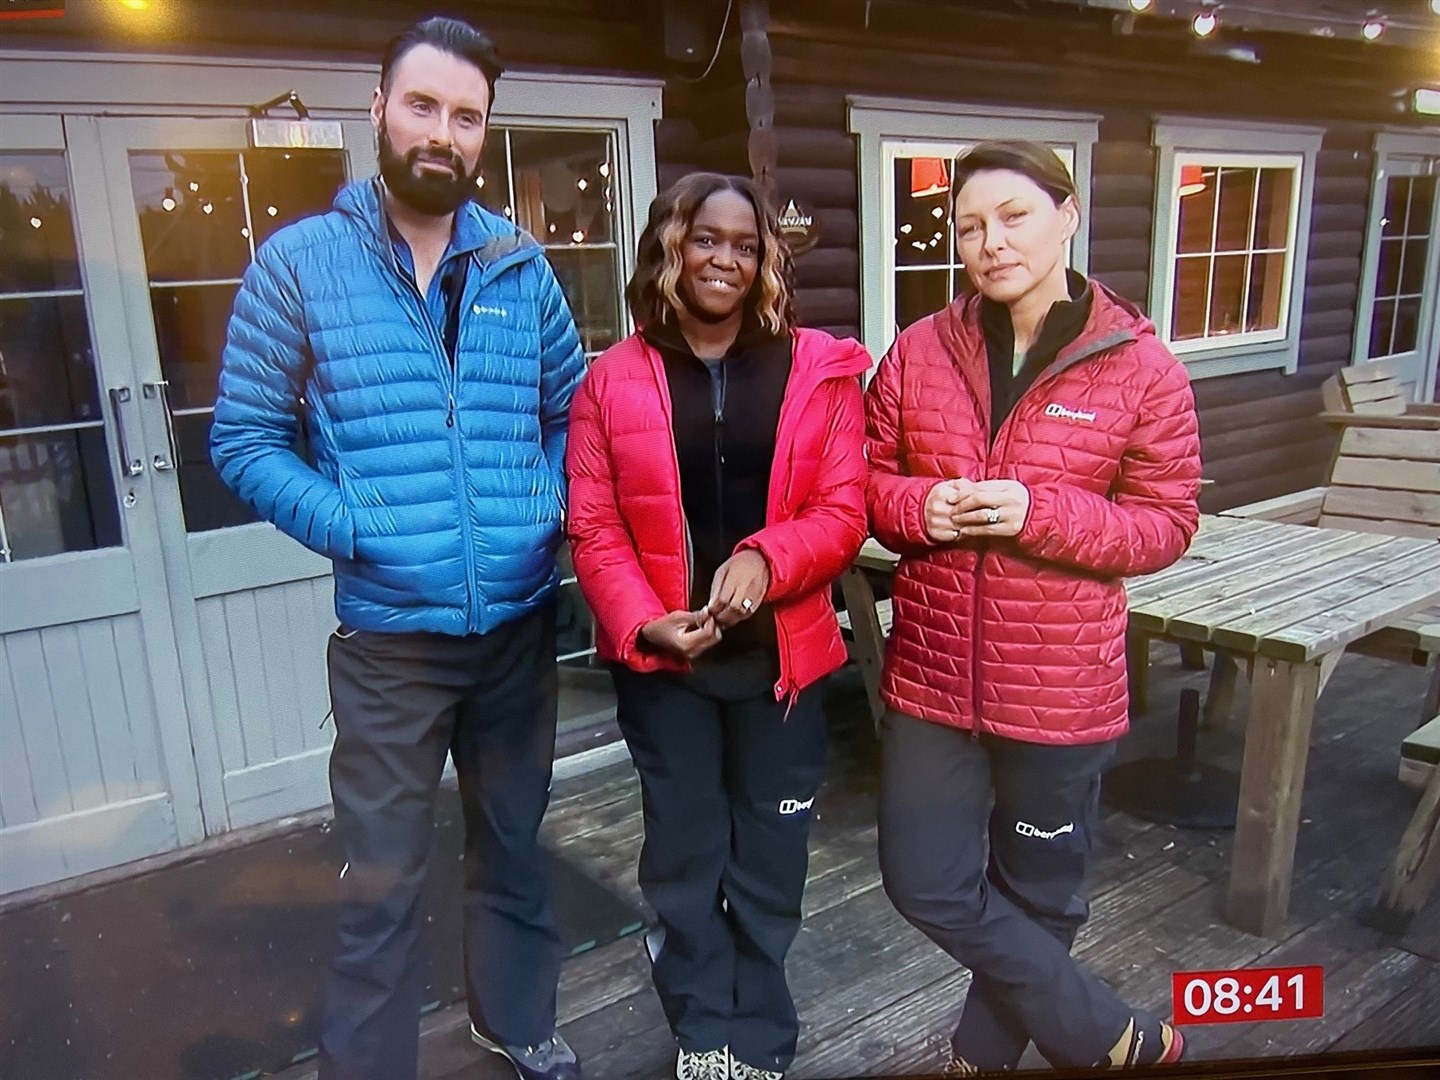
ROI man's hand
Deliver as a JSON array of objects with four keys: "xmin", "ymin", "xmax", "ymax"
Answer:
[
  {"xmin": 641, "ymin": 610, "xmax": 723, "ymax": 660},
  {"xmin": 708, "ymin": 550, "xmax": 771, "ymax": 627},
  {"xmin": 953, "ymin": 479, "xmax": 1030, "ymax": 539}
]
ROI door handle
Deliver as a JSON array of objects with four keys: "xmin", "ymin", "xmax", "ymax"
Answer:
[
  {"xmin": 142, "ymin": 380, "xmax": 181, "ymax": 472},
  {"xmin": 107, "ymin": 387, "xmax": 145, "ymax": 478}
]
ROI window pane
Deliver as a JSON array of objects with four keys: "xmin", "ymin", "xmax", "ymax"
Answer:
[
  {"xmin": 474, "ymin": 134, "xmax": 513, "ymax": 221},
  {"xmin": 895, "ymin": 158, "xmax": 951, "ymax": 267},
  {"xmin": 508, "ymin": 130, "xmax": 615, "ymax": 246},
  {"xmin": 0, "ymin": 428, "xmax": 120, "ymax": 561},
  {"xmin": 0, "ymin": 295, "xmax": 102, "ymax": 429},
  {"xmin": 1377, "ymin": 238, "xmax": 1403, "ymax": 298},
  {"xmin": 1383, "ymin": 176, "xmax": 1410, "ymax": 238},
  {"xmin": 0, "ymin": 154, "xmax": 81, "ymax": 294},
  {"xmin": 1171, "ymin": 257, "xmax": 1209, "ymax": 340},
  {"xmin": 1369, "ymin": 298, "xmax": 1397, "ymax": 358},
  {"xmin": 1176, "ymin": 168, "xmax": 1216, "ymax": 255},
  {"xmin": 1252, "ymin": 168, "xmax": 1294, "ymax": 250},
  {"xmin": 1215, "ymin": 168, "xmax": 1255, "ymax": 253},
  {"xmin": 1244, "ymin": 252, "xmax": 1286, "ymax": 333},
  {"xmin": 148, "ymin": 283, "xmax": 240, "ymax": 412},
  {"xmin": 245, "ymin": 149, "xmax": 347, "ymax": 248},
  {"xmin": 1394, "ymin": 295, "xmax": 1422, "ymax": 355},
  {"xmin": 895, "ymin": 269, "xmax": 948, "ymax": 332},
  {"xmin": 1401, "ymin": 237, "xmax": 1430, "ymax": 296},
  {"xmin": 547, "ymin": 248, "xmax": 621, "ymax": 356},
  {"xmin": 1409, "ymin": 176, "xmax": 1436, "ymax": 238},
  {"xmin": 132, "ymin": 152, "xmax": 249, "ymax": 282},
  {"xmin": 1208, "ymin": 253, "xmax": 1246, "ymax": 337}
]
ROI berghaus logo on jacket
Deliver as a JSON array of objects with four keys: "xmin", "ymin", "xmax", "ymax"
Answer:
[{"xmin": 1044, "ymin": 402, "xmax": 1097, "ymax": 423}]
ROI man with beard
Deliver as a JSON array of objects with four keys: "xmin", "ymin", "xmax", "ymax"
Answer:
[{"xmin": 210, "ymin": 16, "xmax": 584, "ymax": 1080}]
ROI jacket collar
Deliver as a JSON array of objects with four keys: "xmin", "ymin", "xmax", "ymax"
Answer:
[{"xmin": 334, "ymin": 177, "xmax": 542, "ymax": 274}]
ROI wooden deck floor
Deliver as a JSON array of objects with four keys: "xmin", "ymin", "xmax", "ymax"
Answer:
[{"xmin": 274, "ymin": 650, "xmax": 1440, "ymax": 1079}]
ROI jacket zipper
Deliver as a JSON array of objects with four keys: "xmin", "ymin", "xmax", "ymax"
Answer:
[
  {"xmin": 394, "ymin": 249, "xmax": 481, "ymax": 629},
  {"xmin": 712, "ymin": 361, "xmax": 728, "ymax": 569}
]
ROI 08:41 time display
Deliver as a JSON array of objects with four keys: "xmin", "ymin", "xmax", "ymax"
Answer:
[{"xmin": 1172, "ymin": 965, "xmax": 1325, "ymax": 1025}]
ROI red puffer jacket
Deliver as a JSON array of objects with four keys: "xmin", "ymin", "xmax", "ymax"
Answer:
[
  {"xmin": 567, "ymin": 328, "xmax": 871, "ymax": 701},
  {"xmin": 866, "ymin": 281, "xmax": 1201, "ymax": 744}
]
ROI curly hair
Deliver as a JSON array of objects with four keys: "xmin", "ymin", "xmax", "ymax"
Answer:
[{"xmin": 626, "ymin": 172, "xmax": 796, "ymax": 336}]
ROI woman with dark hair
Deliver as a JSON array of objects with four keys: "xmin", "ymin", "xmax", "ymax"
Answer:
[
  {"xmin": 566, "ymin": 173, "xmax": 870, "ymax": 1080},
  {"xmin": 866, "ymin": 141, "xmax": 1201, "ymax": 1074}
]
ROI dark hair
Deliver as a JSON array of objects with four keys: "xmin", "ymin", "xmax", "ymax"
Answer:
[
  {"xmin": 380, "ymin": 16, "xmax": 505, "ymax": 96},
  {"xmin": 625, "ymin": 172, "xmax": 797, "ymax": 335},
  {"xmin": 952, "ymin": 140, "xmax": 1078, "ymax": 208}
]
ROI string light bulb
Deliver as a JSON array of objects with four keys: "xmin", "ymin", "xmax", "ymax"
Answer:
[
  {"xmin": 1192, "ymin": 8, "xmax": 1219, "ymax": 37},
  {"xmin": 1432, "ymin": 0, "xmax": 1440, "ymax": 15},
  {"xmin": 1362, "ymin": 15, "xmax": 1385, "ymax": 41},
  {"xmin": 1128, "ymin": 0, "xmax": 1153, "ymax": 10}
]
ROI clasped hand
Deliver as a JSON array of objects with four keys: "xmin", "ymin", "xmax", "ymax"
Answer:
[
  {"xmin": 924, "ymin": 478, "xmax": 1031, "ymax": 542},
  {"xmin": 640, "ymin": 550, "xmax": 771, "ymax": 660}
]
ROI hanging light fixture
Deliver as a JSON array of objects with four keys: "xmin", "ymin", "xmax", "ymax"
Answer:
[
  {"xmin": 910, "ymin": 157, "xmax": 950, "ymax": 198},
  {"xmin": 1179, "ymin": 165, "xmax": 1207, "ymax": 197},
  {"xmin": 1128, "ymin": 0, "xmax": 1153, "ymax": 10},
  {"xmin": 1362, "ymin": 15, "xmax": 1385, "ymax": 41},
  {"xmin": 1192, "ymin": 7, "xmax": 1219, "ymax": 37}
]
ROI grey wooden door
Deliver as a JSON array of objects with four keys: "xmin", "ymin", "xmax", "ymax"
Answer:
[
  {"xmin": 95, "ymin": 116, "xmax": 377, "ymax": 835},
  {"xmin": 0, "ymin": 115, "xmax": 208, "ymax": 894}
]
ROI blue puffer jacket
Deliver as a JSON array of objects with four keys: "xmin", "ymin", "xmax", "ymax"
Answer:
[{"xmin": 211, "ymin": 178, "xmax": 585, "ymax": 636}]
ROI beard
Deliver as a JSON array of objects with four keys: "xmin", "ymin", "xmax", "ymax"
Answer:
[{"xmin": 377, "ymin": 121, "xmax": 479, "ymax": 217}]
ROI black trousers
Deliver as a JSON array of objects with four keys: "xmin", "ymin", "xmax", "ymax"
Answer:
[
  {"xmin": 611, "ymin": 664, "xmax": 828, "ymax": 1072},
  {"xmin": 878, "ymin": 711, "xmax": 1135, "ymax": 1070},
  {"xmin": 317, "ymin": 604, "xmax": 562, "ymax": 1080}
]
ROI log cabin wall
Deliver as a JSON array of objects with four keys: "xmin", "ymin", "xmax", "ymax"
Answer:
[{"xmin": 762, "ymin": 0, "xmax": 1430, "ymax": 511}]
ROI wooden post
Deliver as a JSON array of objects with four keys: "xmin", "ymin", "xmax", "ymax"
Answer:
[
  {"xmin": 839, "ymin": 567, "xmax": 886, "ymax": 731},
  {"xmin": 1201, "ymin": 652, "xmax": 1240, "ymax": 732},
  {"xmin": 739, "ymin": 0, "xmax": 777, "ymax": 207},
  {"xmin": 1374, "ymin": 766, "xmax": 1440, "ymax": 935},
  {"xmin": 1179, "ymin": 641, "xmax": 1208, "ymax": 670},
  {"xmin": 1125, "ymin": 631, "xmax": 1150, "ymax": 716},
  {"xmin": 1225, "ymin": 656, "xmax": 1323, "ymax": 936}
]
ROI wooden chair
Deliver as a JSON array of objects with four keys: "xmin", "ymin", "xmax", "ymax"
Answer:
[{"xmin": 1320, "ymin": 358, "xmax": 1440, "ymax": 431}]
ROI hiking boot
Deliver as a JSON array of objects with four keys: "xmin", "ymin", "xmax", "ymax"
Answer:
[
  {"xmin": 676, "ymin": 1046, "xmax": 729, "ymax": 1080},
  {"xmin": 470, "ymin": 1024, "xmax": 581, "ymax": 1080},
  {"xmin": 1099, "ymin": 1016, "xmax": 1185, "ymax": 1068},
  {"xmin": 727, "ymin": 1049, "xmax": 783, "ymax": 1080}
]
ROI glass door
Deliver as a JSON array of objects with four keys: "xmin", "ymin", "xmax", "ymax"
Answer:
[
  {"xmin": 0, "ymin": 114, "xmax": 205, "ymax": 894},
  {"xmin": 96, "ymin": 115, "xmax": 374, "ymax": 833}
]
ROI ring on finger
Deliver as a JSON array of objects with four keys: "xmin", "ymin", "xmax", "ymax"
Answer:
[
  {"xmin": 741, "ymin": 597, "xmax": 754, "ymax": 612},
  {"xmin": 985, "ymin": 507, "xmax": 1001, "ymax": 525}
]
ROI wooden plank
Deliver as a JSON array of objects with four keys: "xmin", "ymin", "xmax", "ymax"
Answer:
[
  {"xmin": 839, "ymin": 567, "xmax": 886, "ymax": 726},
  {"xmin": 1340, "ymin": 359, "xmax": 1402, "ymax": 386},
  {"xmin": 1132, "ymin": 530, "xmax": 1386, "ymax": 637},
  {"xmin": 39, "ymin": 625, "xmax": 107, "ymax": 813},
  {"xmin": 1261, "ymin": 549, "xmax": 1440, "ymax": 661},
  {"xmin": 1353, "ymin": 395, "xmax": 1411, "ymax": 417},
  {"xmin": 1316, "ymin": 514, "xmax": 1440, "ymax": 539},
  {"xmin": 1207, "ymin": 543, "xmax": 1440, "ymax": 656},
  {"xmin": 75, "ymin": 619, "xmax": 142, "ymax": 804},
  {"xmin": 1225, "ymin": 657, "xmax": 1323, "ymax": 936},
  {"xmin": 1124, "ymin": 519, "xmax": 1304, "ymax": 606},
  {"xmin": 1321, "ymin": 411, "xmax": 1440, "ymax": 431},
  {"xmin": 1327, "ymin": 966, "xmax": 1440, "ymax": 1053},
  {"xmin": 1374, "ymin": 769, "xmax": 1440, "ymax": 936},
  {"xmin": 1331, "ymin": 456, "xmax": 1440, "ymax": 493},
  {"xmin": 0, "ymin": 633, "xmax": 38, "ymax": 828},
  {"xmin": 854, "ymin": 538, "xmax": 899, "ymax": 572},
  {"xmin": 1218, "ymin": 486, "xmax": 1325, "ymax": 523},
  {"xmin": 1346, "ymin": 377, "xmax": 1405, "ymax": 404},
  {"xmin": 1322, "ymin": 485, "xmax": 1440, "ymax": 525}
]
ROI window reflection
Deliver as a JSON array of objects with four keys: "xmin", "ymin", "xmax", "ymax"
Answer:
[{"xmin": 0, "ymin": 153, "xmax": 118, "ymax": 563}]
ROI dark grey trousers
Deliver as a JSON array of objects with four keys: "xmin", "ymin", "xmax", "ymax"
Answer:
[{"xmin": 317, "ymin": 604, "xmax": 561, "ymax": 1080}]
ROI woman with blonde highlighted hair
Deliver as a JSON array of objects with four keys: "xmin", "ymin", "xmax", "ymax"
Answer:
[{"xmin": 566, "ymin": 173, "xmax": 871, "ymax": 1080}]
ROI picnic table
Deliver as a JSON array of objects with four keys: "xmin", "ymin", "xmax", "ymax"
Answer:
[{"xmin": 843, "ymin": 514, "xmax": 1440, "ymax": 936}]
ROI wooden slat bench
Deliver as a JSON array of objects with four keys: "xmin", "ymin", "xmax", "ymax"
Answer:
[{"xmin": 1320, "ymin": 358, "xmax": 1440, "ymax": 431}]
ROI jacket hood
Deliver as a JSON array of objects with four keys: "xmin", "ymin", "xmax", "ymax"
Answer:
[
  {"xmin": 938, "ymin": 276, "xmax": 1152, "ymax": 375},
  {"xmin": 791, "ymin": 327, "xmax": 873, "ymax": 382},
  {"xmin": 333, "ymin": 177, "xmax": 543, "ymax": 268}
]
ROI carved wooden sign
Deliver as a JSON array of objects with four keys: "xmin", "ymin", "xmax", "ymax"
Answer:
[{"xmin": 777, "ymin": 198, "xmax": 819, "ymax": 257}]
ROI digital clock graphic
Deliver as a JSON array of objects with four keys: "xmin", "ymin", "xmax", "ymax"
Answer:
[{"xmin": 1172, "ymin": 966, "xmax": 1325, "ymax": 1025}]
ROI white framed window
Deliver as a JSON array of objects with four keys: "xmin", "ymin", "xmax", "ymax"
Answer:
[
  {"xmin": 1150, "ymin": 118, "xmax": 1322, "ymax": 378},
  {"xmin": 848, "ymin": 97, "xmax": 1099, "ymax": 361}
]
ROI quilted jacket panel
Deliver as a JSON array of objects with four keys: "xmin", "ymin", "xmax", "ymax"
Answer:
[{"xmin": 865, "ymin": 281, "xmax": 1201, "ymax": 743}]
